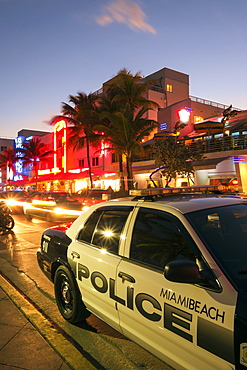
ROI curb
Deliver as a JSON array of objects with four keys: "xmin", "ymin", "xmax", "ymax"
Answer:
[{"xmin": 0, "ymin": 274, "xmax": 97, "ymax": 370}]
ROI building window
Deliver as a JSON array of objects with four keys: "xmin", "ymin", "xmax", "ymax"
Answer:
[
  {"xmin": 40, "ymin": 162, "xmax": 49, "ymax": 170},
  {"xmin": 79, "ymin": 159, "xmax": 84, "ymax": 168},
  {"xmin": 92, "ymin": 157, "xmax": 99, "ymax": 166},
  {"xmin": 166, "ymin": 84, "xmax": 173, "ymax": 93},
  {"xmin": 112, "ymin": 153, "xmax": 118, "ymax": 163},
  {"xmin": 194, "ymin": 115, "xmax": 204, "ymax": 123}
]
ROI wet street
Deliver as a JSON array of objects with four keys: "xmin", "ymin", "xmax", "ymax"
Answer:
[{"xmin": 0, "ymin": 214, "xmax": 172, "ymax": 370}]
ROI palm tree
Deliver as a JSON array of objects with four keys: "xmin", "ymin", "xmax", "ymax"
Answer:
[
  {"xmin": 98, "ymin": 90, "xmax": 126, "ymax": 191},
  {"xmin": 18, "ymin": 137, "xmax": 54, "ymax": 189},
  {"xmin": 221, "ymin": 104, "xmax": 240, "ymax": 130},
  {"xmin": 96, "ymin": 106, "xmax": 158, "ymax": 190},
  {"xmin": 97, "ymin": 69, "xmax": 159, "ymax": 190},
  {"xmin": 107, "ymin": 68, "xmax": 158, "ymax": 110},
  {"xmin": 61, "ymin": 92, "xmax": 101, "ymax": 189},
  {"xmin": 0, "ymin": 147, "xmax": 17, "ymax": 185}
]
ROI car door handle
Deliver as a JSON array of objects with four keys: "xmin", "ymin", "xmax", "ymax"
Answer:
[
  {"xmin": 118, "ymin": 272, "xmax": 135, "ymax": 283},
  {"xmin": 71, "ymin": 251, "xmax": 80, "ymax": 259}
]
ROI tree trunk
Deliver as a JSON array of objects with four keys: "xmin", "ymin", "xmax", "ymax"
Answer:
[
  {"xmin": 34, "ymin": 162, "xmax": 38, "ymax": 190},
  {"xmin": 165, "ymin": 175, "xmax": 172, "ymax": 187},
  {"xmin": 86, "ymin": 138, "xmax": 93, "ymax": 189},
  {"xmin": 149, "ymin": 166, "xmax": 166, "ymax": 188},
  {"xmin": 118, "ymin": 154, "xmax": 125, "ymax": 191},
  {"xmin": 126, "ymin": 156, "xmax": 134, "ymax": 191}
]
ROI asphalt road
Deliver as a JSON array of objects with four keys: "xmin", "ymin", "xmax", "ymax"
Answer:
[{"xmin": 0, "ymin": 214, "xmax": 173, "ymax": 370}]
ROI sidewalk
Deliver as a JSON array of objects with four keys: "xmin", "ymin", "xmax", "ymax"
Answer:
[{"xmin": 0, "ymin": 275, "xmax": 97, "ymax": 370}]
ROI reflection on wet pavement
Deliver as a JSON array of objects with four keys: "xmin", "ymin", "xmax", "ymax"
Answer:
[
  {"xmin": 0, "ymin": 215, "xmax": 47, "ymax": 269},
  {"xmin": 0, "ymin": 215, "xmax": 55, "ymax": 299},
  {"xmin": 0, "ymin": 231, "xmax": 18, "ymax": 260}
]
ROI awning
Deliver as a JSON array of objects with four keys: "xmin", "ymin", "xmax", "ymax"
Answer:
[
  {"xmin": 132, "ymin": 164, "xmax": 156, "ymax": 173},
  {"xmin": 178, "ymin": 131, "xmax": 207, "ymax": 140},
  {"xmin": 194, "ymin": 121, "xmax": 223, "ymax": 132},
  {"xmin": 154, "ymin": 131, "xmax": 177, "ymax": 139},
  {"xmin": 33, "ymin": 170, "xmax": 116, "ymax": 183},
  {"xmin": 193, "ymin": 157, "xmax": 229, "ymax": 170},
  {"xmin": 3, "ymin": 179, "xmax": 29, "ymax": 187}
]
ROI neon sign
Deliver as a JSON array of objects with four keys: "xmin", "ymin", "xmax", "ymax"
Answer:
[
  {"xmin": 54, "ymin": 120, "xmax": 66, "ymax": 132},
  {"xmin": 54, "ymin": 119, "xmax": 67, "ymax": 173},
  {"xmin": 14, "ymin": 136, "xmax": 32, "ymax": 179},
  {"xmin": 160, "ymin": 123, "xmax": 168, "ymax": 131},
  {"xmin": 178, "ymin": 109, "xmax": 191, "ymax": 123}
]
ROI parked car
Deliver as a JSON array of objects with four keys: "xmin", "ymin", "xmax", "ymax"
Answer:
[
  {"xmin": 0, "ymin": 190, "xmax": 30, "ymax": 213},
  {"xmin": 73, "ymin": 188, "xmax": 115, "ymax": 210},
  {"xmin": 37, "ymin": 186, "xmax": 247, "ymax": 370},
  {"xmin": 24, "ymin": 191, "xmax": 83, "ymax": 222}
]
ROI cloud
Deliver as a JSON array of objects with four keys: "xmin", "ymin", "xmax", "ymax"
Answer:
[{"xmin": 96, "ymin": 0, "xmax": 156, "ymax": 34}]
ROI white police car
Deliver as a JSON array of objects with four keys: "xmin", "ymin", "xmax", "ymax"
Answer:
[{"xmin": 37, "ymin": 186, "xmax": 247, "ymax": 370}]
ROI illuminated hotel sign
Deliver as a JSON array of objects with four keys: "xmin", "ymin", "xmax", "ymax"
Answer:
[
  {"xmin": 54, "ymin": 119, "xmax": 67, "ymax": 173},
  {"xmin": 160, "ymin": 123, "xmax": 168, "ymax": 131},
  {"xmin": 54, "ymin": 120, "xmax": 66, "ymax": 132},
  {"xmin": 14, "ymin": 136, "xmax": 32, "ymax": 181}
]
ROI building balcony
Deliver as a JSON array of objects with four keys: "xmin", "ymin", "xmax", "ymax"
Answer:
[
  {"xmin": 133, "ymin": 134, "xmax": 247, "ymax": 168},
  {"xmin": 187, "ymin": 134, "xmax": 247, "ymax": 155}
]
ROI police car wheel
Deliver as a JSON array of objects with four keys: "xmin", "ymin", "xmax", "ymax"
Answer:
[{"xmin": 54, "ymin": 265, "xmax": 89, "ymax": 324}]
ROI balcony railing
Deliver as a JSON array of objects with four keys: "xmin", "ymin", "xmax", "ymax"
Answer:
[
  {"xmin": 133, "ymin": 134, "xmax": 247, "ymax": 164},
  {"xmin": 189, "ymin": 135, "xmax": 247, "ymax": 154},
  {"xmin": 189, "ymin": 96, "xmax": 241, "ymax": 111},
  {"xmin": 132, "ymin": 152, "xmax": 155, "ymax": 162}
]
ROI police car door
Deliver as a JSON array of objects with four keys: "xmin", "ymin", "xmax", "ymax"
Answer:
[
  {"xmin": 116, "ymin": 206, "xmax": 236, "ymax": 370},
  {"xmin": 68, "ymin": 205, "xmax": 133, "ymax": 332}
]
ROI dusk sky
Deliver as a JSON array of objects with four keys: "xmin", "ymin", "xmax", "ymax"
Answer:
[{"xmin": 1, "ymin": 0, "xmax": 247, "ymax": 138}]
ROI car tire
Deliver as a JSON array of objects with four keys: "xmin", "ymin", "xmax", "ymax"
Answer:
[
  {"xmin": 46, "ymin": 212, "xmax": 53, "ymax": 222},
  {"xmin": 25, "ymin": 214, "xmax": 33, "ymax": 221},
  {"xmin": 4, "ymin": 215, "xmax": 15, "ymax": 230},
  {"xmin": 54, "ymin": 265, "xmax": 89, "ymax": 324}
]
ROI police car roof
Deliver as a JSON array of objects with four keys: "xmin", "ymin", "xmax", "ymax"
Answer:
[
  {"xmin": 101, "ymin": 194, "xmax": 245, "ymax": 214},
  {"xmin": 67, "ymin": 193, "xmax": 246, "ymax": 240},
  {"xmin": 123, "ymin": 186, "xmax": 246, "ymax": 214},
  {"xmin": 150, "ymin": 194, "xmax": 245, "ymax": 214},
  {"xmin": 111, "ymin": 194, "xmax": 246, "ymax": 214}
]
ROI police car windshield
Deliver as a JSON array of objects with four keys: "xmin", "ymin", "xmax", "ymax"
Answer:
[{"xmin": 186, "ymin": 203, "xmax": 247, "ymax": 290}]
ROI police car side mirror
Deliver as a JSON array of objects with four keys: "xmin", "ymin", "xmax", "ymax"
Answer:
[{"xmin": 164, "ymin": 260, "xmax": 202, "ymax": 284}]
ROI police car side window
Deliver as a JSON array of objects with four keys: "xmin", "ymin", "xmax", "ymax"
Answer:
[
  {"xmin": 130, "ymin": 208, "xmax": 195, "ymax": 269},
  {"xmin": 77, "ymin": 207, "xmax": 131, "ymax": 254},
  {"xmin": 91, "ymin": 209, "xmax": 130, "ymax": 254},
  {"xmin": 77, "ymin": 210, "xmax": 103, "ymax": 244}
]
